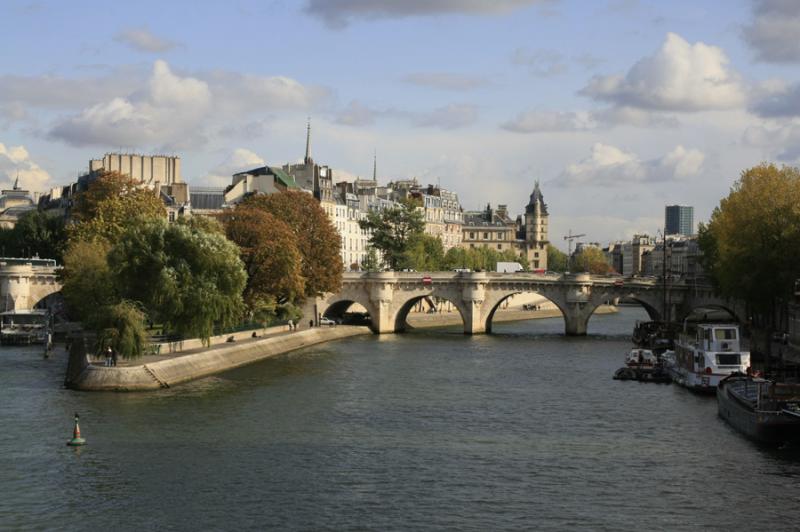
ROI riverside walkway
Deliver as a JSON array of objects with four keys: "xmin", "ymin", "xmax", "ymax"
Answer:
[{"xmin": 66, "ymin": 325, "xmax": 370, "ymax": 392}]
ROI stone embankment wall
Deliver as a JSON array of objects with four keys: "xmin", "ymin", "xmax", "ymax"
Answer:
[{"xmin": 66, "ymin": 326, "xmax": 369, "ymax": 392}]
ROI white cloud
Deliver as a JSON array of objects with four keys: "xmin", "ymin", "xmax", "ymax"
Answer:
[
  {"xmin": 0, "ymin": 142, "xmax": 51, "ymax": 192},
  {"xmin": 742, "ymin": 121, "xmax": 800, "ymax": 160},
  {"xmin": 305, "ymin": 0, "xmax": 549, "ymax": 28},
  {"xmin": 114, "ymin": 27, "xmax": 180, "ymax": 53},
  {"xmin": 743, "ymin": 0, "xmax": 800, "ymax": 63},
  {"xmin": 203, "ymin": 148, "xmax": 266, "ymax": 186},
  {"xmin": 501, "ymin": 110, "xmax": 595, "ymax": 132},
  {"xmin": 554, "ymin": 143, "xmax": 704, "ymax": 187},
  {"xmin": 49, "ymin": 60, "xmax": 211, "ymax": 148},
  {"xmin": 581, "ymin": 33, "xmax": 745, "ymax": 112}
]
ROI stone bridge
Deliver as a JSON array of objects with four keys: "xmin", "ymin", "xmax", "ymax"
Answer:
[
  {"xmin": 0, "ymin": 260, "xmax": 61, "ymax": 312},
  {"xmin": 318, "ymin": 272, "xmax": 747, "ymax": 336}
]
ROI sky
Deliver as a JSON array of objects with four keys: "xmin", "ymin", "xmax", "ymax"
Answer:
[{"xmin": 2, "ymin": 0, "xmax": 800, "ymax": 250}]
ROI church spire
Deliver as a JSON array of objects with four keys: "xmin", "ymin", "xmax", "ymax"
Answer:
[{"xmin": 304, "ymin": 117, "xmax": 312, "ymax": 164}]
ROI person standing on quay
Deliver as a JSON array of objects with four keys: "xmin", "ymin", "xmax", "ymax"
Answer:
[
  {"xmin": 288, "ymin": 319, "xmax": 294, "ymax": 332},
  {"xmin": 111, "ymin": 347, "xmax": 118, "ymax": 367},
  {"xmin": 104, "ymin": 347, "xmax": 112, "ymax": 367}
]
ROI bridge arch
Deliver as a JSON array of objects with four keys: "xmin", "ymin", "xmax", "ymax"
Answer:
[
  {"xmin": 391, "ymin": 290, "xmax": 469, "ymax": 333},
  {"xmin": 483, "ymin": 291, "xmax": 568, "ymax": 334}
]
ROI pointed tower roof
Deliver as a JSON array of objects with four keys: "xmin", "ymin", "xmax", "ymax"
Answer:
[
  {"xmin": 526, "ymin": 180, "xmax": 548, "ymax": 215},
  {"xmin": 304, "ymin": 117, "xmax": 312, "ymax": 165}
]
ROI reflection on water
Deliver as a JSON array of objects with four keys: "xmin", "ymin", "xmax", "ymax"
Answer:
[{"xmin": 3, "ymin": 307, "xmax": 800, "ymax": 530}]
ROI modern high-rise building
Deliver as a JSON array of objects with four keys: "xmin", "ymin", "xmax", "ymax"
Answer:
[{"xmin": 665, "ymin": 205, "xmax": 694, "ymax": 236}]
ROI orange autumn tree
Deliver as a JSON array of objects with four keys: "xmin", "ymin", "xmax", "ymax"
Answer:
[
  {"xmin": 222, "ymin": 204, "xmax": 305, "ymax": 309},
  {"xmin": 69, "ymin": 171, "xmax": 166, "ymax": 242},
  {"xmin": 243, "ymin": 190, "xmax": 343, "ymax": 297}
]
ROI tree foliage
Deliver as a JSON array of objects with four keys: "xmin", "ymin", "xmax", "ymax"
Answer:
[
  {"xmin": 108, "ymin": 217, "xmax": 247, "ymax": 344},
  {"xmin": 243, "ymin": 190, "xmax": 342, "ymax": 296},
  {"xmin": 359, "ymin": 198, "xmax": 425, "ymax": 270},
  {"xmin": 547, "ymin": 244, "xmax": 569, "ymax": 272},
  {"xmin": 222, "ymin": 204, "xmax": 305, "ymax": 308},
  {"xmin": 60, "ymin": 239, "xmax": 115, "ymax": 328},
  {"xmin": 572, "ymin": 247, "xmax": 613, "ymax": 274},
  {"xmin": 699, "ymin": 163, "xmax": 800, "ymax": 327},
  {"xmin": 96, "ymin": 301, "xmax": 150, "ymax": 359},
  {"xmin": 403, "ymin": 233, "xmax": 445, "ymax": 271},
  {"xmin": 70, "ymin": 171, "xmax": 166, "ymax": 242},
  {"xmin": 0, "ymin": 210, "xmax": 66, "ymax": 262},
  {"xmin": 441, "ymin": 246, "xmax": 525, "ymax": 272}
]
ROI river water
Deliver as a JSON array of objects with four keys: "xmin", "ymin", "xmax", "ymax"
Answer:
[{"xmin": 3, "ymin": 307, "xmax": 800, "ymax": 531}]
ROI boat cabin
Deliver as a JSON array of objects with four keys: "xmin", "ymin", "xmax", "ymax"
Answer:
[{"xmin": 695, "ymin": 324, "xmax": 741, "ymax": 352}]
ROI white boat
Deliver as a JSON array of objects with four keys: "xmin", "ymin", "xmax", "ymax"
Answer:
[{"xmin": 664, "ymin": 323, "xmax": 750, "ymax": 393}]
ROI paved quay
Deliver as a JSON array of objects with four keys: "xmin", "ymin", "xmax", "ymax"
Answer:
[{"xmin": 66, "ymin": 325, "xmax": 370, "ymax": 392}]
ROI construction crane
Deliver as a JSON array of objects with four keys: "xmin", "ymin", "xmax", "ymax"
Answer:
[{"xmin": 563, "ymin": 229, "xmax": 586, "ymax": 270}]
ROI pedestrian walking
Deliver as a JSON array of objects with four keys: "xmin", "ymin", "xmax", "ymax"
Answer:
[
  {"xmin": 111, "ymin": 347, "xmax": 118, "ymax": 367},
  {"xmin": 104, "ymin": 347, "xmax": 112, "ymax": 367},
  {"xmin": 288, "ymin": 319, "xmax": 294, "ymax": 331}
]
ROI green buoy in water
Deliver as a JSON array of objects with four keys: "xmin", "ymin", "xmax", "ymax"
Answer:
[{"xmin": 67, "ymin": 412, "xmax": 86, "ymax": 447}]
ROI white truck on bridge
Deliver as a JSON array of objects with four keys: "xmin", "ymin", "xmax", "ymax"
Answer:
[{"xmin": 496, "ymin": 262, "xmax": 524, "ymax": 273}]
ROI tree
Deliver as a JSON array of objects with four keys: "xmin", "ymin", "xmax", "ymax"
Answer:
[
  {"xmin": 699, "ymin": 163, "xmax": 800, "ymax": 331},
  {"xmin": 403, "ymin": 233, "xmax": 444, "ymax": 271},
  {"xmin": 0, "ymin": 210, "xmax": 66, "ymax": 262},
  {"xmin": 69, "ymin": 171, "xmax": 166, "ymax": 242},
  {"xmin": 361, "ymin": 246, "xmax": 381, "ymax": 272},
  {"xmin": 243, "ymin": 190, "xmax": 342, "ymax": 296},
  {"xmin": 359, "ymin": 198, "xmax": 425, "ymax": 270},
  {"xmin": 572, "ymin": 247, "xmax": 613, "ymax": 274},
  {"xmin": 547, "ymin": 244, "xmax": 569, "ymax": 272},
  {"xmin": 108, "ymin": 217, "xmax": 247, "ymax": 344},
  {"xmin": 60, "ymin": 239, "xmax": 115, "ymax": 328},
  {"xmin": 221, "ymin": 204, "xmax": 305, "ymax": 308}
]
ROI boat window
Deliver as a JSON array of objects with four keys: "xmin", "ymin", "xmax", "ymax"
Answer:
[
  {"xmin": 716, "ymin": 353, "xmax": 741, "ymax": 366},
  {"xmin": 714, "ymin": 328, "xmax": 736, "ymax": 340}
]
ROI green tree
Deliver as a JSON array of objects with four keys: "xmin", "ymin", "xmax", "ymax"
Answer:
[
  {"xmin": 572, "ymin": 247, "xmax": 613, "ymax": 274},
  {"xmin": 2, "ymin": 210, "xmax": 67, "ymax": 262},
  {"xmin": 699, "ymin": 163, "xmax": 800, "ymax": 332},
  {"xmin": 60, "ymin": 239, "xmax": 115, "ymax": 328},
  {"xmin": 96, "ymin": 301, "xmax": 150, "ymax": 359},
  {"xmin": 547, "ymin": 244, "xmax": 569, "ymax": 272},
  {"xmin": 403, "ymin": 233, "xmax": 444, "ymax": 270},
  {"xmin": 243, "ymin": 190, "xmax": 342, "ymax": 296},
  {"xmin": 359, "ymin": 199, "xmax": 425, "ymax": 270},
  {"xmin": 361, "ymin": 246, "xmax": 381, "ymax": 272},
  {"xmin": 108, "ymin": 217, "xmax": 247, "ymax": 345}
]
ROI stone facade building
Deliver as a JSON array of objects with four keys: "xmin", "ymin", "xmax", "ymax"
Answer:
[{"xmin": 517, "ymin": 181, "xmax": 549, "ymax": 270}]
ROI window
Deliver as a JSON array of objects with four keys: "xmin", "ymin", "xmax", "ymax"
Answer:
[
  {"xmin": 497, "ymin": 244, "xmax": 502, "ymax": 250},
  {"xmin": 715, "ymin": 328, "xmax": 737, "ymax": 340},
  {"xmin": 483, "ymin": 232, "xmax": 489, "ymax": 239},
  {"xmin": 469, "ymin": 232, "xmax": 475, "ymax": 239}
]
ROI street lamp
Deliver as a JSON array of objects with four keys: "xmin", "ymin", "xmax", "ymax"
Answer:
[{"xmin": 656, "ymin": 229, "xmax": 669, "ymax": 324}]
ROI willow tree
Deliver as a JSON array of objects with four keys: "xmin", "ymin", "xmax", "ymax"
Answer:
[
  {"xmin": 699, "ymin": 163, "xmax": 800, "ymax": 332},
  {"xmin": 244, "ymin": 190, "xmax": 342, "ymax": 296},
  {"xmin": 108, "ymin": 217, "xmax": 247, "ymax": 344}
]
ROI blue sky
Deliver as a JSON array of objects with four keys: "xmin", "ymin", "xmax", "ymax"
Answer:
[{"xmin": 2, "ymin": 0, "xmax": 800, "ymax": 248}]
